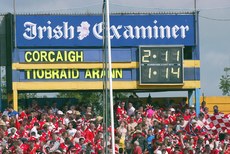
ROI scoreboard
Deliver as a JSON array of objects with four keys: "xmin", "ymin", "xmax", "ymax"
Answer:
[
  {"xmin": 139, "ymin": 46, "xmax": 183, "ymax": 84},
  {"xmin": 11, "ymin": 14, "xmax": 200, "ymax": 91}
]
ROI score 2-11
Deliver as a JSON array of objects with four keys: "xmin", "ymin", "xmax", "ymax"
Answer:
[{"xmin": 139, "ymin": 46, "xmax": 183, "ymax": 84}]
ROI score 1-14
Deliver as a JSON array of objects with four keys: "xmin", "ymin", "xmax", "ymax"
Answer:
[{"xmin": 148, "ymin": 66, "xmax": 180, "ymax": 79}]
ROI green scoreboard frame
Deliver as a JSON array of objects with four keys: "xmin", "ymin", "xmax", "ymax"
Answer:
[{"xmin": 139, "ymin": 46, "xmax": 184, "ymax": 85}]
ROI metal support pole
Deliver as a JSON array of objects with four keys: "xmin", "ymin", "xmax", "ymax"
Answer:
[
  {"xmin": 0, "ymin": 67, "xmax": 2, "ymax": 111},
  {"xmin": 13, "ymin": 89, "xmax": 18, "ymax": 111},
  {"xmin": 188, "ymin": 90, "xmax": 194, "ymax": 107},
  {"xmin": 105, "ymin": 0, "xmax": 115, "ymax": 153},
  {"xmin": 102, "ymin": 0, "xmax": 115, "ymax": 153},
  {"xmin": 195, "ymin": 88, "xmax": 200, "ymax": 117}
]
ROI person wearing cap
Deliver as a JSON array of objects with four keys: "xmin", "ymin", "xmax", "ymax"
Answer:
[
  {"xmin": 63, "ymin": 110, "xmax": 72, "ymax": 126},
  {"xmin": 168, "ymin": 108, "xmax": 177, "ymax": 125},
  {"xmin": 131, "ymin": 130, "xmax": 148, "ymax": 153},
  {"xmin": 74, "ymin": 110, "xmax": 81, "ymax": 116},
  {"xmin": 190, "ymin": 105, "xmax": 196, "ymax": 119},
  {"xmin": 66, "ymin": 110, "xmax": 73, "ymax": 115},
  {"xmin": 57, "ymin": 110, "xmax": 64, "ymax": 115}
]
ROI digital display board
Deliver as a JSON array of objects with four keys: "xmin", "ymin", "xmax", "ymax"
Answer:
[
  {"xmin": 11, "ymin": 14, "xmax": 200, "ymax": 91},
  {"xmin": 139, "ymin": 46, "xmax": 183, "ymax": 84}
]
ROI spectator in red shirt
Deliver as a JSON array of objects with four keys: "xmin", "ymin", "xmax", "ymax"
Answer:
[
  {"xmin": 136, "ymin": 112, "xmax": 143, "ymax": 124},
  {"xmin": 168, "ymin": 108, "xmax": 177, "ymax": 125},
  {"xmin": 19, "ymin": 139, "xmax": 30, "ymax": 153},
  {"xmin": 133, "ymin": 141, "xmax": 142, "ymax": 154},
  {"xmin": 183, "ymin": 108, "xmax": 191, "ymax": 121},
  {"xmin": 116, "ymin": 102, "xmax": 127, "ymax": 121},
  {"xmin": 84, "ymin": 122, "xmax": 96, "ymax": 143}
]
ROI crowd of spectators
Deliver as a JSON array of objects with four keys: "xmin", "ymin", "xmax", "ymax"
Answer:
[{"xmin": 0, "ymin": 99, "xmax": 229, "ymax": 154}]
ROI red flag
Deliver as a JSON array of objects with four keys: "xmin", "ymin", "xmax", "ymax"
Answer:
[
  {"xmin": 184, "ymin": 120, "xmax": 197, "ymax": 136},
  {"xmin": 204, "ymin": 113, "xmax": 230, "ymax": 135},
  {"xmin": 15, "ymin": 118, "xmax": 20, "ymax": 130}
]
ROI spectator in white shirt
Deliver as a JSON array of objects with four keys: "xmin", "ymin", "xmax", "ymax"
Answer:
[{"xmin": 127, "ymin": 102, "xmax": 135, "ymax": 116}]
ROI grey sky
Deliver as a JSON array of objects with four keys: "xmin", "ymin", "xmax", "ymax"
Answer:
[{"xmin": 0, "ymin": 0, "xmax": 230, "ymax": 96}]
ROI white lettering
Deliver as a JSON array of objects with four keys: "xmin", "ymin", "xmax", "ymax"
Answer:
[
  {"xmin": 159, "ymin": 25, "xmax": 171, "ymax": 39},
  {"xmin": 47, "ymin": 21, "xmax": 52, "ymax": 39},
  {"xmin": 134, "ymin": 26, "xmax": 152, "ymax": 39},
  {"xmin": 93, "ymin": 22, "xmax": 103, "ymax": 39},
  {"xmin": 23, "ymin": 22, "xmax": 37, "ymax": 40},
  {"xmin": 63, "ymin": 22, "xmax": 74, "ymax": 39},
  {"xmin": 123, "ymin": 25, "xmax": 134, "ymax": 39},
  {"xmin": 110, "ymin": 25, "xmax": 122, "ymax": 39},
  {"xmin": 180, "ymin": 26, "xmax": 189, "ymax": 39},
  {"xmin": 22, "ymin": 20, "xmax": 190, "ymax": 41},
  {"xmin": 172, "ymin": 25, "xmax": 180, "ymax": 39},
  {"xmin": 53, "ymin": 26, "xmax": 63, "ymax": 39}
]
